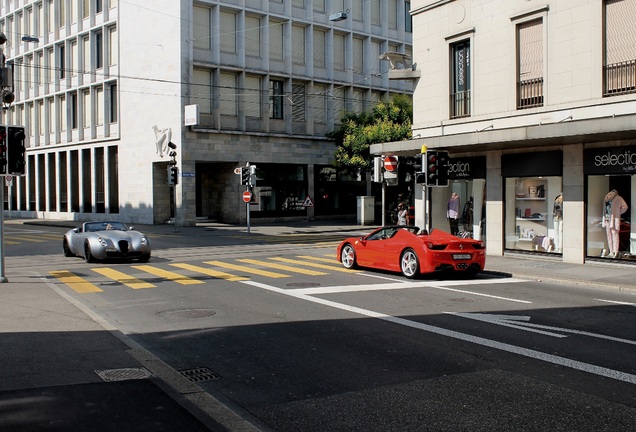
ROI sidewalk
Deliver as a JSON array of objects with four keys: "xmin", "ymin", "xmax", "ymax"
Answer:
[{"xmin": 2, "ymin": 218, "xmax": 635, "ymax": 431}]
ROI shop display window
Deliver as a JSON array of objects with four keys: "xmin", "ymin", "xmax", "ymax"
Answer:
[
  {"xmin": 505, "ymin": 176, "xmax": 562, "ymax": 253},
  {"xmin": 586, "ymin": 175, "xmax": 635, "ymax": 260}
]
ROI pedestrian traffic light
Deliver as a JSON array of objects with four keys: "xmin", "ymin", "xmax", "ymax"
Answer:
[
  {"xmin": 414, "ymin": 153, "xmax": 426, "ymax": 184},
  {"xmin": 7, "ymin": 126, "xmax": 26, "ymax": 175},
  {"xmin": 437, "ymin": 150, "xmax": 449, "ymax": 187},
  {"xmin": 426, "ymin": 150, "xmax": 438, "ymax": 186},
  {"xmin": 241, "ymin": 166, "xmax": 250, "ymax": 185},
  {"xmin": 0, "ymin": 126, "xmax": 7, "ymax": 175},
  {"xmin": 169, "ymin": 166, "xmax": 179, "ymax": 185}
]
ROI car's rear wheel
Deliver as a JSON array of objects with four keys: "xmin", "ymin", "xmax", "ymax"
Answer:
[
  {"xmin": 340, "ymin": 244, "xmax": 357, "ymax": 269},
  {"xmin": 63, "ymin": 239, "xmax": 73, "ymax": 257},
  {"xmin": 84, "ymin": 242, "xmax": 94, "ymax": 263},
  {"xmin": 400, "ymin": 248, "xmax": 420, "ymax": 279}
]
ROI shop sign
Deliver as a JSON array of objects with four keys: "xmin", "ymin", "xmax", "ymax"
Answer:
[
  {"xmin": 448, "ymin": 156, "xmax": 486, "ymax": 179},
  {"xmin": 584, "ymin": 147, "xmax": 636, "ymax": 175}
]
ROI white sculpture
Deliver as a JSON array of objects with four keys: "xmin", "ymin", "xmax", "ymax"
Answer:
[{"xmin": 152, "ymin": 125, "xmax": 172, "ymax": 158}]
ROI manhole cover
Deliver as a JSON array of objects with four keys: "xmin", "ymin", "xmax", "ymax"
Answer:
[
  {"xmin": 95, "ymin": 368, "xmax": 153, "ymax": 382},
  {"xmin": 179, "ymin": 367, "xmax": 221, "ymax": 382},
  {"xmin": 157, "ymin": 308, "xmax": 217, "ymax": 319},
  {"xmin": 286, "ymin": 282, "xmax": 321, "ymax": 288}
]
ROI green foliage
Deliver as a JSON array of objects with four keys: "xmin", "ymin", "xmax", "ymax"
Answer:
[{"xmin": 328, "ymin": 95, "xmax": 412, "ymax": 176}]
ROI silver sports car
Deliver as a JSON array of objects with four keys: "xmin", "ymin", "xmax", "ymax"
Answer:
[{"xmin": 63, "ymin": 221, "xmax": 151, "ymax": 263}]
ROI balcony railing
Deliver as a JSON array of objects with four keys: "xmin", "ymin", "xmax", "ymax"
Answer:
[
  {"xmin": 450, "ymin": 90, "xmax": 471, "ymax": 119},
  {"xmin": 517, "ymin": 77, "xmax": 544, "ymax": 109},
  {"xmin": 604, "ymin": 60, "xmax": 636, "ymax": 96}
]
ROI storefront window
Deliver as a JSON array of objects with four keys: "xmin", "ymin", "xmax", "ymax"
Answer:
[
  {"xmin": 586, "ymin": 175, "xmax": 634, "ymax": 260},
  {"xmin": 430, "ymin": 179, "xmax": 486, "ymax": 240},
  {"xmin": 250, "ymin": 164, "xmax": 307, "ymax": 216},
  {"xmin": 505, "ymin": 176, "xmax": 562, "ymax": 253}
]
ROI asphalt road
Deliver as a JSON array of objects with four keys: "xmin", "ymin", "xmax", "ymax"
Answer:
[{"xmin": 5, "ymin": 223, "xmax": 636, "ymax": 431}]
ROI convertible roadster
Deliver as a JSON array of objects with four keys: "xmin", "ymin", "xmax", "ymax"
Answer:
[
  {"xmin": 63, "ymin": 221, "xmax": 151, "ymax": 263},
  {"xmin": 337, "ymin": 226, "xmax": 486, "ymax": 278}
]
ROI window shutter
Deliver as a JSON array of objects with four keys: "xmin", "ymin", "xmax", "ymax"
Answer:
[
  {"xmin": 605, "ymin": 0, "xmax": 636, "ymax": 64},
  {"xmin": 352, "ymin": 38, "xmax": 363, "ymax": 73},
  {"xmin": 333, "ymin": 34, "xmax": 345, "ymax": 70},
  {"xmin": 220, "ymin": 11, "xmax": 236, "ymax": 54},
  {"xmin": 220, "ymin": 73, "xmax": 237, "ymax": 115},
  {"xmin": 292, "ymin": 83, "xmax": 305, "ymax": 121},
  {"xmin": 245, "ymin": 16, "xmax": 261, "ymax": 58},
  {"xmin": 270, "ymin": 21, "xmax": 284, "ymax": 61},
  {"xmin": 518, "ymin": 19, "xmax": 543, "ymax": 81},
  {"xmin": 193, "ymin": 6, "xmax": 211, "ymax": 50},
  {"xmin": 244, "ymin": 75, "xmax": 261, "ymax": 118},
  {"xmin": 192, "ymin": 69, "xmax": 212, "ymax": 113},
  {"xmin": 314, "ymin": 29, "xmax": 325, "ymax": 68},
  {"xmin": 292, "ymin": 25, "xmax": 305, "ymax": 65}
]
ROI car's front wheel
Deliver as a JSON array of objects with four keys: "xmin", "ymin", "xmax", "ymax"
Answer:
[
  {"xmin": 400, "ymin": 248, "xmax": 420, "ymax": 279},
  {"xmin": 340, "ymin": 244, "xmax": 357, "ymax": 269},
  {"xmin": 63, "ymin": 239, "xmax": 73, "ymax": 257},
  {"xmin": 84, "ymin": 242, "xmax": 94, "ymax": 263},
  {"xmin": 139, "ymin": 253, "xmax": 151, "ymax": 263}
]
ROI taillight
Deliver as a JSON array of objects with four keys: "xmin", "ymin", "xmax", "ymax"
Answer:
[
  {"xmin": 425, "ymin": 243, "xmax": 447, "ymax": 250},
  {"xmin": 471, "ymin": 242, "xmax": 485, "ymax": 249}
]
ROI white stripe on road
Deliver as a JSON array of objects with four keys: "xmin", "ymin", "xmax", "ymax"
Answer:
[
  {"xmin": 292, "ymin": 278, "xmax": 532, "ymax": 304},
  {"xmin": 242, "ymin": 280, "xmax": 636, "ymax": 385},
  {"xmin": 595, "ymin": 299, "xmax": 636, "ymax": 307}
]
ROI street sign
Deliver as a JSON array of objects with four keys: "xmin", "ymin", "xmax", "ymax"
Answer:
[
  {"xmin": 302, "ymin": 196, "xmax": 314, "ymax": 207},
  {"xmin": 234, "ymin": 167, "xmax": 242, "ymax": 175},
  {"xmin": 243, "ymin": 190, "xmax": 252, "ymax": 202},
  {"xmin": 5, "ymin": 174, "xmax": 12, "ymax": 186},
  {"xmin": 384, "ymin": 155, "xmax": 398, "ymax": 172}
]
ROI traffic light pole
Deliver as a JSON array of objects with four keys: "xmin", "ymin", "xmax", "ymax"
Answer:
[{"xmin": 0, "ymin": 184, "xmax": 7, "ymax": 283}]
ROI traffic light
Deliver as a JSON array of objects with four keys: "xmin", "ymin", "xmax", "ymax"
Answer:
[
  {"xmin": 414, "ymin": 153, "xmax": 426, "ymax": 184},
  {"xmin": 7, "ymin": 126, "xmax": 26, "ymax": 175},
  {"xmin": 437, "ymin": 151, "xmax": 449, "ymax": 187},
  {"xmin": 241, "ymin": 167, "xmax": 250, "ymax": 185},
  {"xmin": 0, "ymin": 126, "xmax": 6, "ymax": 175},
  {"xmin": 169, "ymin": 166, "xmax": 179, "ymax": 185},
  {"xmin": 249, "ymin": 164, "xmax": 257, "ymax": 187},
  {"xmin": 426, "ymin": 150, "xmax": 438, "ymax": 186}
]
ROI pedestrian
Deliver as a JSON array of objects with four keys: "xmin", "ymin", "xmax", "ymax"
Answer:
[{"xmin": 397, "ymin": 203, "xmax": 408, "ymax": 225}]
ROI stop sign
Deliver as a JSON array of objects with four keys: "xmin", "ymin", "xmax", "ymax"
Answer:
[
  {"xmin": 384, "ymin": 155, "xmax": 398, "ymax": 171},
  {"xmin": 243, "ymin": 190, "xmax": 252, "ymax": 202}
]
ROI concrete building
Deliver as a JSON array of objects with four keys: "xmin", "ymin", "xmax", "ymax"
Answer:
[
  {"xmin": 372, "ymin": 0, "xmax": 636, "ymax": 265},
  {"xmin": 0, "ymin": 0, "xmax": 413, "ymax": 225}
]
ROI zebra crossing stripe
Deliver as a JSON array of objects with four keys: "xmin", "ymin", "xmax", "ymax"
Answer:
[
  {"xmin": 132, "ymin": 265, "xmax": 204, "ymax": 285},
  {"xmin": 204, "ymin": 260, "xmax": 291, "ymax": 279},
  {"xmin": 50, "ymin": 270, "xmax": 103, "ymax": 293},
  {"xmin": 270, "ymin": 257, "xmax": 354, "ymax": 273},
  {"xmin": 238, "ymin": 258, "xmax": 327, "ymax": 276},
  {"xmin": 170, "ymin": 263, "xmax": 249, "ymax": 282},
  {"xmin": 91, "ymin": 268, "xmax": 155, "ymax": 289}
]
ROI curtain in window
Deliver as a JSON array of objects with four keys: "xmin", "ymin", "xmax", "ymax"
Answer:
[
  {"xmin": 518, "ymin": 19, "xmax": 543, "ymax": 81},
  {"xmin": 605, "ymin": 0, "xmax": 636, "ymax": 64}
]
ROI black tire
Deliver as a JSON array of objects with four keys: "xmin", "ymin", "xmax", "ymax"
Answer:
[
  {"xmin": 139, "ymin": 253, "xmax": 151, "ymax": 263},
  {"xmin": 340, "ymin": 244, "xmax": 357, "ymax": 269},
  {"xmin": 400, "ymin": 248, "xmax": 420, "ymax": 279},
  {"xmin": 63, "ymin": 239, "xmax": 73, "ymax": 257},
  {"xmin": 84, "ymin": 242, "xmax": 94, "ymax": 263}
]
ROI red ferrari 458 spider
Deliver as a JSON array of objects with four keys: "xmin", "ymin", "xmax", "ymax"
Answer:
[{"xmin": 337, "ymin": 226, "xmax": 486, "ymax": 278}]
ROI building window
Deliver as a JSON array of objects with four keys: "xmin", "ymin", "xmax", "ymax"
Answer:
[
  {"xmin": 314, "ymin": 29, "xmax": 326, "ymax": 68},
  {"xmin": 96, "ymin": 0, "xmax": 103, "ymax": 14},
  {"xmin": 95, "ymin": 31, "xmax": 103, "ymax": 69},
  {"xmin": 352, "ymin": 1, "xmax": 363, "ymax": 21},
  {"xmin": 220, "ymin": 10, "xmax": 237, "ymax": 54},
  {"xmin": 371, "ymin": 0, "xmax": 380, "ymax": 26},
  {"xmin": 352, "ymin": 37, "xmax": 364, "ymax": 74},
  {"xmin": 450, "ymin": 40, "xmax": 470, "ymax": 119},
  {"xmin": 604, "ymin": 0, "xmax": 636, "ymax": 96},
  {"xmin": 352, "ymin": 89, "xmax": 364, "ymax": 113},
  {"xmin": 405, "ymin": 1, "xmax": 412, "ymax": 32},
  {"xmin": 220, "ymin": 72, "xmax": 238, "ymax": 116},
  {"xmin": 108, "ymin": 26, "xmax": 117, "ymax": 66},
  {"xmin": 96, "ymin": 86, "xmax": 104, "ymax": 126},
  {"xmin": 192, "ymin": 68, "xmax": 212, "ymax": 113},
  {"xmin": 59, "ymin": 0, "xmax": 65, "ymax": 27},
  {"xmin": 292, "ymin": 25, "xmax": 305, "ymax": 65},
  {"xmin": 71, "ymin": 40, "xmax": 78, "ymax": 77},
  {"xmin": 58, "ymin": 45, "xmax": 65, "ymax": 79},
  {"xmin": 292, "ymin": 82, "xmax": 305, "ymax": 121},
  {"xmin": 245, "ymin": 15, "xmax": 261, "ymax": 58},
  {"xmin": 517, "ymin": 19, "xmax": 543, "ymax": 109},
  {"xmin": 70, "ymin": 92, "xmax": 78, "ymax": 129},
  {"xmin": 333, "ymin": 33, "xmax": 345, "ymax": 70},
  {"xmin": 82, "ymin": 90, "xmax": 91, "ymax": 128},
  {"xmin": 193, "ymin": 6, "xmax": 211, "ymax": 50},
  {"xmin": 313, "ymin": 84, "xmax": 327, "ymax": 124},
  {"xmin": 313, "ymin": 0, "xmax": 325, "ymax": 13},
  {"xmin": 82, "ymin": 36, "xmax": 90, "ymax": 73},
  {"xmin": 59, "ymin": 95, "xmax": 67, "ymax": 132},
  {"xmin": 109, "ymin": 84, "xmax": 118, "ymax": 123},
  {"xmin": 47, "ymin": 48, "xmax": 54, "ymax": 83},
  {"xmin": 83, "ymin": 0, "xmax": 90, "ymax": 19},
  {"xmin": 389, "ymin": 0, "xmax": 398, "ymax": 29},
  {"xmin": 269, "ymin": 79, "xmax": 284, "ymax": 119},
  {"xmin": 270, "ymin": 20, "xmax": 284, "ymax": 61},
  {"xmin": 245, "ymin": 75, "xmax": 261, "ymax": 118},
  {"xmin": 70, "ymin": 0, "xmax": 77, "ymax": 24}
]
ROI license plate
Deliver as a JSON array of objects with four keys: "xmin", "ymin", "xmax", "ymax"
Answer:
[{"xmin": 453, "ymin": 254, "xmax": 471, "ymax": 260}]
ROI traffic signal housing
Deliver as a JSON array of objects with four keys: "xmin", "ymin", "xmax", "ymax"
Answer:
[
  {"xmin": 0, "ymin": 126, "xmax": 6, "ymax": 175},
  {"xmin": 241, "ymin": 167, "xmax": 250, "ymax": 185},
  {"xmin": 168, "ymin": 166, "xmax": 179, "ymax": 185},
  {"xmin": 437, "ymin": 151, "xmax": 449, "ymax": 187},
  {"xmin": 414, "ymin": 153, "xmax": 426, "ymax": 184},
  {"xmin": 249, "ymin": 164, "xmax": 257, "ymax": 187},
  {"xmin": 7, "ymin": 126, "xmax": 26, "ymax": 175},
  {"xmin": 425, "ymin": 150, "xmax": 438, "ymax": 186}
]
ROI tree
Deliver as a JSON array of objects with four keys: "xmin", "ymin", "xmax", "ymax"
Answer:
[{"xmin": 328, "ymin": 94, "xmax": 412, "ymax": 176}]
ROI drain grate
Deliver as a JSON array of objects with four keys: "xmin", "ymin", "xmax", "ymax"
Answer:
[
  {"xmin": 95, "ymin": 367, "xmax": 153, "ymax": 382},
  {"xmin": 179, "ymin": 367, "xmax": 221, "ymax": 382}
]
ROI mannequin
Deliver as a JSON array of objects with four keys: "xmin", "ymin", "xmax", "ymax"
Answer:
[
  {"xmin": 553, "ymin": 193, "xmax": 563, "ymax": 253},
  {"xmin": 602, "ymin": 189, "xmax": 628, "ymax": 258},
  {"xmin": 447, "ymin": 192, "xmax": 460, "ymax": 235}
]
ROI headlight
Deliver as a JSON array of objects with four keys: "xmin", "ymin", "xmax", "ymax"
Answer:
[
  {"xmin": 97, "ymin": 237, "xmax": 107, "ymax": 247},
  {"xmin": 140, "ymin": 237, "xmax": 148, "ymax": 245}
]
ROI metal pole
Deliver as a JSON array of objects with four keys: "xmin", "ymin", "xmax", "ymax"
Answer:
[
  {"xmin": 0, "ymin": 183, "xmax": 7, "ymax": 283},
  {"xmin": 381, "ymin": 181, "xmax": 386, "ymax": 225},
  {"xmin": 246, "ymin": 189, "xmax": 251, "ymax": 234}
]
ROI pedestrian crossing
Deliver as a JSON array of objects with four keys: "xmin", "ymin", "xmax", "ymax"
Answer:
[
  {"xmin": 49, "ymin": 254, "xmax": 355, "ymax": 294},
  {"xmin": 4, "ymin": 232, "xmax": 61, "ymax": 245}
]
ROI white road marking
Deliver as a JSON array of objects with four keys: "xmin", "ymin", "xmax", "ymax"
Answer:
[
  {"xmin": 293, "ymin": 278, "xmax": 532, "ymax": 304},
  {"xmin": 595, "ymin": 299, "xmax": 636, "ymax": 307},
  {"xmin": 243, "ymin": 280, "xmax": 636, "ymax": 385}
]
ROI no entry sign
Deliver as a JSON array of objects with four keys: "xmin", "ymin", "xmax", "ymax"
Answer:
[
  {"xmin": 384, "ymin": 156, "xmax": 398, "ymax": 171},
  {"xmin": 243, "ymin": 190, "xmax": 252, "ymax": 202}
]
